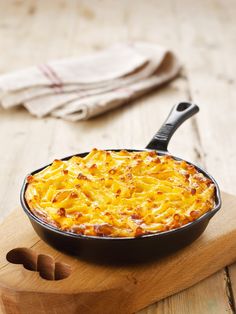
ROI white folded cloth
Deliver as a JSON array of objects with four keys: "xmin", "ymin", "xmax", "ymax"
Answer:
[{"xmin": 0, "ymin": 42, "xmax": 181, "ymax": 121}]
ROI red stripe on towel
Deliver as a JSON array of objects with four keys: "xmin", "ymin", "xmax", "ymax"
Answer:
[
  {"xmin": 43, "ymin": 64, "xmax": 63, "ymax": 88},
  {"xmin": 38, "ymin": 64, "xmax": 63, "ymax": 93}
]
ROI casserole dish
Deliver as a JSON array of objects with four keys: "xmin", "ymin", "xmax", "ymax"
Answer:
[{"xmin": 20, "ymin": 102, "xmax": 221, "ymax": 263}]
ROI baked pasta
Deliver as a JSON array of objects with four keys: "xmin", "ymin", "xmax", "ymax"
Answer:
[{"xmin": 25, "ymin": 149, "xmax": 215, "ymax": 237}]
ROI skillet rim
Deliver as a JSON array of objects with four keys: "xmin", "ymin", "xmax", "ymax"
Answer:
[{"xmin": 20, "ymin": 148, "xmax": 222, "ymax": 241}]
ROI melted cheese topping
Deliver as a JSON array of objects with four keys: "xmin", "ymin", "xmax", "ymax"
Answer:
[{"xmin": 25, "ymin": 149, "xmax": 215, "ymax": 237}]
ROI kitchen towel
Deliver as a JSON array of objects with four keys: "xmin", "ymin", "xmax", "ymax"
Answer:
[{"xmin": 0, "ymin": 42, "xmax": 181, "ymax": 121}]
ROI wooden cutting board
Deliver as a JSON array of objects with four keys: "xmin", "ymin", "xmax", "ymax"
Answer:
[{"xmin": 0, "ymin": 191, "xmax": 236, "ymax": 314}]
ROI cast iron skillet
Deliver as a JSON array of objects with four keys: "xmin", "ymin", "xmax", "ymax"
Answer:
[{"xmin": 20, "ymin": 102, "xmax": 221, "ymax": 263}]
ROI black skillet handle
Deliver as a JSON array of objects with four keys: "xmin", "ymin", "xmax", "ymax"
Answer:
[{"xmin": 146, "ymin": 102, "xmax": 199, "ymax": 152}]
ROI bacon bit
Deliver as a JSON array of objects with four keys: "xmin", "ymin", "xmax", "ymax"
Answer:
[
  {"xmin": 206, "ymin": 179, "xmax": 212, "ymax": 187},
  {"xmin": 99, "ymin": 178, "xmax": 105, "ymax": 181},
  {"xmin": 190, "ymin": 210, "xmax": 200, "ymax": 218},
  {"xmin": 135, "ymin": 226, "xmax": 144, "ymax": 237},
  {"xmin": 57, "ymin": 208, "xmax": 66, "ymax": 217},
  {"xmin": 173, "ymin": 213, "xmax": 180, "ymax": 221},
  {"xmin": 120, "ymin": 176, "xmax": 125, "ymax": 181},
  {"xmin": 94, "ymin": 224, "xmax": 113, "ymax": 236},
  {"xmin": 75, "ymin": 212, "xmax": 83, "ymax": 219},
  {"xmin": 154, "ymin": 157, "xmax": 161, "ymax": 164},
  {"xmin": 109, "ymin": 168, "xmax": 116, "ymax": 175},
  {"xmin": 70, "ymin": 192, "xmax": 78, "ymax": 198},
  {"xmin": 84, "ymin": 191, "xmax": 91, "ymax": 199},
  {"xmin": 63, "ymin": 169, "xmax": 68, "ymax": 175},
  {"xmin": 157, "ymin": 191, "xmax": 163, "ymax": 195},
  {"xmin": 54, "ymin": 159, "xmax": 61, "ymax": 163},
  {"xmin": 185, "ymin": 174, "xmax": 190, "ymax": 179},
  {"xmin": 26, "ymin": 175, "xmax": 34, "ymax": 183},
  {"xmin": 196, "ymin": 176, "xmax": 205, "ymax": 184},
  {"xmin": 126, "ymin": 207, "xmax": 133, "ymax": 211},
  {"xmin": 182, "ymin": 218, "xmax": 189, "ymax": 225},
  {"xmin": 188, "ymin": 165, "xmax": 196, "ymax": 174},
  {"xmin": 89, "ymin": 164, "xmax": 97, "ymax": 171},
  {"xmin": 131, "ymin": 213, "xmax": 141, "ymax": 220},
  {"xmin": 191, "ymin": 188, "xmax": 196, "ymax": 195},
  {"xmin": 148, "ymin": 151, "xmax": 156, "ymax": 157},
  {"xmin": 163, "ymin": 225, "xmax": 170, "ymax": 231},
  {"xmin": 75, "ymin": 184, "xmax": 81, "ymax": 189},
  {"xmin": 116, "ymin": 189, "xmax": 121, "ymax": 198},
  {"xmin": 77, "ymin": 173, "xmax": 89, "ymax": 180},
  {"xmin": 71, "ymin": 224, "xmax": 85, "ymax": 234}
]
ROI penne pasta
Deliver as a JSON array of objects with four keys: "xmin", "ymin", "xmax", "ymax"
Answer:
[{"xmin": 25, "ymin": 149, "xmax": 215, "ymax": 237}]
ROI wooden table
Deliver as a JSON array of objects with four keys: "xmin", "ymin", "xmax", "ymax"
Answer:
[{"xmin": 0, "ymin": 1, "xmax": 235, "ymax": 313}]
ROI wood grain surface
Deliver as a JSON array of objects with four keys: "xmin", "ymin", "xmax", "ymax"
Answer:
[{"xmin": 0, "ymin": 0, "xmax": 235, "ymax": 313}]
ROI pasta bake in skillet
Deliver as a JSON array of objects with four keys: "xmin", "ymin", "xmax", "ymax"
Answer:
[
  {"xmin": 21, "ymin": 103, "xmax": 221, "ymax": 262},
  {"xmin": 25, "ymin": 149, "xmax": 215, "ymax": 238}
]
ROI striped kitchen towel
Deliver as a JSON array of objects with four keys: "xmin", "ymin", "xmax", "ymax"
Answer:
[{"xmin": 0, "ymin": 42, "xmax": 181, "ymax": 121}]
